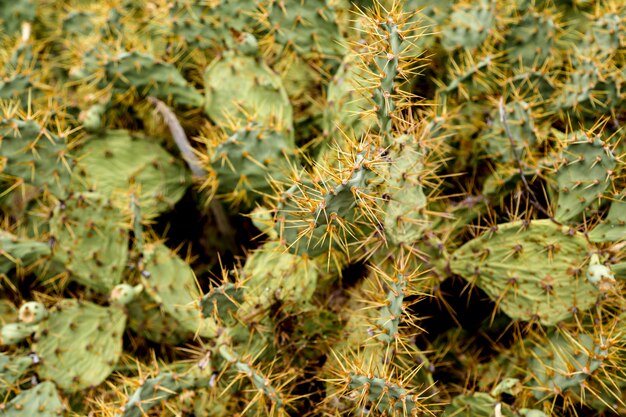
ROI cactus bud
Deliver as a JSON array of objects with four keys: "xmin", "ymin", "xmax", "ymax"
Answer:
[
  {"xmin": 110, "ymin": 284, "xmax": 144, "ymax": 305},
  {"xmin": 18, "ymin": 301, "xmax": 47, "ymax": 324}
]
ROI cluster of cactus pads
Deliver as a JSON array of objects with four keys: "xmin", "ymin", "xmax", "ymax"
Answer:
[{"xmin": 2, "ymin": 0, "xmax": 626, "ymax": 415}]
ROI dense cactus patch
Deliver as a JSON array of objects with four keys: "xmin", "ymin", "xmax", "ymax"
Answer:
[{"xmin": 1, "ymin": 0, "xmax": 625, "ymax": 416}]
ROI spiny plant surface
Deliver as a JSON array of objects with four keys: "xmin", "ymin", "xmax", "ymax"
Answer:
[{"xmin": 0, "ymin": 0, "xmax": 625, "ymax": 416}]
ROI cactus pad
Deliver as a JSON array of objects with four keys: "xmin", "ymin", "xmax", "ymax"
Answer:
[
  {"xmin": 2, "ymin": 381, "xmax": 65, "ymax": 416},
  {"xmin": 49, "ymin": 192, "xmax": 129, "ymax": 292},
  {"xmin": 553, "ymin": 133, "xmax": 616, "ymax": 223},
  {"xmin": 71, "ymin": 130, "xmax": 190, "ymax": 218},
  {"xmin": 34, "ymin": 299, "xmax": 126, "ymax": 392},
  {"xmin": 450, "ymin": 220, "xmax": 598, "ymax": 326},
  {"xmin": 204, "ymin": 51, "xmax": 293, "ymax": 130}
]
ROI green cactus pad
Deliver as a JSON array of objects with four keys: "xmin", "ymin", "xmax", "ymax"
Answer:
[
  {"xmin": 218, "ymin": 345, "xmax": 284, "ymax": 409},
  {"xmin": 169, "ymin": 0, "xmax": 255, "ymax": 49},
  {"xmin": 443, "ymin": 392, "xmax": 515, "ymax": 417},
  {"xmin": 0, "ymin": 0, "xmax": 36, "ymax": 35},
  {"xmin": 71, "ymin": 130, "xmax": 190, "ymax": 218},
  {"xmin": 553, "ymin": 133, "xmax": 616, "ymax": 223},
  {"xmin": 34, "ymin": 299, "xmax": 126, "ymax": 392},
  {"xmin": 441, "ymin": 0, "xmax": 495, "ymax": 51},
  {"xmin": 101, "ymin": 51, "xmax": 204, "ymax": 107},
  {"xmin": 383, "ymin": 136, "xmax": 429, "ymax": 245},
  {"xmin": 2, "ymin": 381, "xmax": 65, "ymax": 416},
  {"xmin": 0, "ymin": 118, "xmax": 73, "ymax": 199},
  {"xmin": 200, "ymin": 282, "xmax": 244, "ymax": 322},
  {"xmin": 122, "ymin": 369, "xmax": 208, "ymax": 417},
  {"xmin": 62, "ymin": 11, "xmax": 97, "ymax": 37},
  {"xmin": 450, "ymin": 220, "xmax": 598, "ymax": 326},
  {"xmin": 204, "ymin": 51, "xmax": 293, "ymax": 130},
  {"xmin": 480, "ymin": 100, "xmax": 537, "ymax": 163},
  {"xmin": 324, "ymin": 54, "xmax": 376, "ymax": 142},
  {"xmin": 529, "ymin": 331, "xmax": 607, "ymax": 399},
  {"xmin": 0, "ymin": 75, "xmax": 33, "ymax": 103},
  {"xmin": 210, "ymin": 125, "xmax": 294, "ymax": 206},
  {"xmin": 348, "ymin": 372, "xmax": 425, "ymax": 415},
  {"xmin": 0, "ymin": 353, "xmax": 33, "ymax": 392},
  {"xmin": 588, "ymin": 196, "xmax": 625, "ymax": 243},
  {"xmin": 505, "ymin": 11, "xmax": 556, "ymax": 67},
  {"xmin": 49, "ymin": 192, "xmax": 129, "ymax": 292},
  {"xmin": 0, "ymin": 231, "xmax": 51, "ymax": 275},
  {"xmin": 274, "ymin": 153, "xmax": 378, "ymax": 257},
  {"xmin": 136, "ymin": 243, "xmax": 217, "ymax": 340},
  {"xmin": 239, "ymin": 242, "xmax": 320, "ymax": 314},
  {"xmin": 261, "ymin": 0, "xmax": 344, "ymax": 58}
]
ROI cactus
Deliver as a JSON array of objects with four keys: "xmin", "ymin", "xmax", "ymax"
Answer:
[
  {"xmin": 169, "ymin": 0, "xmax": 255, "ymax": 49},
  {"xmin": 441, "ymin": 0, "xmax": 495, "ymax": 51},
  {"xmin": 70, "ymin": 130, "xmax": 191, "ymax": 218},
  {"xmin": 208, "ymin": 124, "xmax": 295, "ymax": 207},
  {"xmin": 2, "ymin": 381, "xmax": 65, "ymax": 416},
  {"xmin": 529, "ymin": 330, "xmax": 608, "ymax": 399},
  {"xmin": 34, "ymin": 298, "xmax": 126, "ymax": 392},
  {"xmin": 49, "ymin": 192, "xmax": 129, "ymax": 292},
  {"xmin": 450, "ymin": 220, "xmax": 599, "ymax": 325},
  {"xmin": 1, "ymin": 1, "xmax": 626, "ymax": 415},
  {"xmin": 504, "ymin": 10, "xmax": 557, "ymax": 67},
  {"xmin": 203, "ymin": 41, "xmax": 293, "ymax": 131},
  {"xmin": 551, "ymin": 131, "xmax": 616, "ymax": 223},
  {"xmin": 479, "ymin": 99, "xmax": 538, "ymax": 164},
  {"xmin": 382, "ymin": 135, "xmax": 430, "ymax": 245},
  {"xmin": 443, "ymin": 393, "xmax": 514, "ymax": 417},
  {"xmin": 0, "ymin": 116, "xmax": 73, "ymax": 202},
  {"xmin": 588, "ymin": 194, "xmax": 626, "ymax": 243},
  {"xmin": 0, "ymin": 353, "xmax": 34, "ymax": 393},
  {"xmin": 200, "ymin": 282, "xmax": 245, "ymax": 323},
  {"xmin": 129, "ymin": 243, "xmax": 217, "ymax": 341},
  {"xmin": 0, "ymin": 0, "xmax": 36, "ymax": 35},
  {"xmin": 121, "ymin": 368, "xmax": 210, "ymax": 417},
  {"xmin": 18, "ymin": 301, "xmax": 47, "ymax": 324},
  {"xmin": 258, "ymin": 0, "xmax": 345, "ymax": 58},
  {"xmin": 0, "ymin": 231, "xmax": 50, "ymax": 275},
  {"xmin": 83, "ymin": 50, "xmax": 204, "ymax": 108},
  {"xmin": 339, "ymin": 371, "xmax": 431, "ymax": 416}
]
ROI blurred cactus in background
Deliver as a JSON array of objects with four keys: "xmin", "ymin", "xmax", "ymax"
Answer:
[{"xmin": 1, "ymin": 0, "xmax": 625, "ymax": 416}]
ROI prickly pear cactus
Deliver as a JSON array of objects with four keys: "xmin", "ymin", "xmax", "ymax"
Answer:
[
  {"xmin": 34, "ymin": 299, "xmax": 126, "ymax": 392},
  {"xmin": 209, "ymin": 124, "xmax": 295, "ymax": 207},
  {"xmin": 0, "ymin": 231, "xmax": 50, "ymax": 274},
  {"xmin": 84, "ymin": 50, "xmax": 204, "ymax": 107},
  {"xmin": 529, "ymin": 330, "xmax": 608, "ymax": 399},
  {"xmin": 450, "ymin": 220, "xmax": 598, "ymax": 325},
  {"xmin": 0, "ymin": 117, "xmax": 73, "ymax": 201},
  {"xmin": 49, "ymin": 192, "xmax": 128, "ymax": 292},
  {"xmin": 130, "ymin": 243, "xmax": 217, "ymax": 341},
  {"xmin": 204, "ymin": 47, "xmax": 293, "ymax": 131},
  {"xmin": 2, "ymin": 1, "xmax": 626, "ymax": 416},
  {"xmin": 71, "ymin": 130, "xmax": 190, "ymax": 218},
  {"xmin": 0, "ymin": 0, "xmax": 36, "ymax": 35},
  {"xmin": 588, "ymin": 195, "xmax": 626, "ymax": 243},
  {"xmin": 552, "ymin": 132, "xmax": 616, "ymax": 223},
  {"xmin": 0, "ymin": 353, "xmax": 33, "ymax": 392},
  {"xmin": 2, "ymin": 381, "xmax": 65, "ymax": 416}
]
